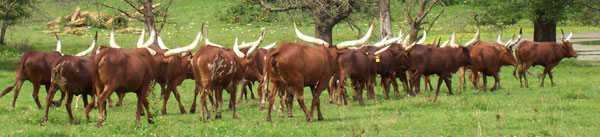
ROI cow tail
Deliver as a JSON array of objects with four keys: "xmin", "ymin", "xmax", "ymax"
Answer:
[
  {"xmin": 512, "ymin": 48, "xmax": 521, "ymax": 79},
  {"xmin": 91, "ymin": 45, "xmax": 100, "ymax": 96},
  {"xmin": 1, "ymin": 53, "xmax": 29, "ymax": 97}
]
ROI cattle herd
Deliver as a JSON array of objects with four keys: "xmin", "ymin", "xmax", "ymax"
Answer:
[{"xmin": 0, "ymin": 21, "xmax": 578, "ymax": 126}]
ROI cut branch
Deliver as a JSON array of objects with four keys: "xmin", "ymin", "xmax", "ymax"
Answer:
[
  {"xmin": 426, "ymin": 1, "xmax": 445, "ymax": 33},
  {"xmin": 94, "ymin": 2, "xmax": 144, "ymax": 22}
]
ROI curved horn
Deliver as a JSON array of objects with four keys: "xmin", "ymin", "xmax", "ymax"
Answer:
[
  {"xmin": 374, "ymin": 45, "xmax": 391, "ymax": 55},
  {"xmin": 76, "ymin": 32, "xmax": 98, "ymax": 56},
  {"xmin": 205, "ymin": 38, "xmax": 224, "ymax": 48},
  {"xmin": 450, "ymin": 32, "xmax": 459, "ymax": 47},
  {"xmin": 405, "ymin": 42, "xmax": 417, "ymax": 51},
  {"xmin": 463, "ymin": 27, "xmax": 480, "ymax": 47},
  {"xmin": 245, "ymin": 30, "xmax": 266, "ymax": 57},
  {"xmin": 157, "ymin": 35, "xmax": 170, "ymax": 49},
  {"xmin": 262, "ymin": 42, "xmax": 278, "ymax": 50},
  {"xmin": 440, "ymin": 38, "xmax": 450, "ymax": 47},
  {"xmin": 136, "ymin": 28, "xmax": 145, "ymax": 48},
  {"xmin": 372, "ymin": 36, "xmax": 389, "ymax": 47},
  {"xmin": 164, "ymin": 23, "xmax": 204, "ymax": 57},
  {"xmin": 509, "ymin": 28, "xmax": 523, "ymax": 48},
  {"xmin": 566, "ymin": 30, "xmax": 573, "ymax": 41},
  {"xmin": 336, "ymin": 23, "xmax": 374, "ymax": 49},
  {"xmin": 54, "ymin": 33, "xmax": 62, "ymax": 53},
  {"xmin": 416, "ymin": 31, "xmax": 427, "ymax": 44},
  {"xmin": 503, "ymin": 36, "xmax": 514, "ymax": 47},
  {"xmin": 395, "ymin": 29, "xmax": 404, "ymax": 43},
  {"xmin": 497, "ymin": 28, "xmax": 504, "ymax": 45},
  {"xmin": 294, "ymin": 23, "xmax": 329, "ymax": 46},
  {"xmin": 376, "ymin": 36, "xmax": 402, "ymax": 48},
  {"xmin": 141, "ymin": 29, "xmax": 156, "ymax": 48},
  {"xmin": 241, "ymin": 29, "xmax": 266, "ymax": 49},
  {"xmin": 109, "ymin": 30, "xmax": 122, "ymax": 48},
  {"xmin": 402, "ymin": 34, "xmax": 411, "ymax": 48},
  {"xmin": 232, "ymin": 37, "xmax": 245, "ymax": 58}
]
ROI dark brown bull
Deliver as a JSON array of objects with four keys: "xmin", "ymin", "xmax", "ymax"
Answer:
[
  {"xmin": 1, "ymin": 34, "xmax": 65, "ymax": 109},
  {"xmin": 461, "ymin": 29, "xmax": 521, "ymax": 91},
  {"xmin": 41, "ymin": 33, "xmax": 99, "ymax": 124},
  {"xmin": 514, "ymin": 29, "xmax": 578, "ymax": 88},
  {"xmin": 189, "ymin": 31, "xmax": 264, "ymax": 121},
  {"xmin": 93, "ymin": 25, "xmax": 202, "ymax": 126},
  {"xmin": 263, "ymin": 23, "xmax": 373, "ymax": 122},
  {"xmin": 238, "ymin": 42, "xmax": 277, "ymax": 103},
  {"xmin": 406, "ymin": 30, "xmax": 477, "ymax": 101},
  {"xmin": 155, "ymin": 35, "xmax": 194, "ymax": 115}
]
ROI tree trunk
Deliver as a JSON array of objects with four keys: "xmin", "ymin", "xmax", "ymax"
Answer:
[
  {"xmin": 0, "ymin": 20, "xmax": 8, "ymax": 46},
  {"xmin": 533, "ymin": 10, "xmax": 556, "ymax": 42},
  {"xmin": 315, "ymin": 22, "xmax": 334, "ymax": 44},
  {"xmin": 407, "ymin": 23, "xmax": 420, "ymax": 44},
  {"xmin": 379, "ymin": 0, "xmax": 393, "ymax": 39},
  {"xmin": 143, "ymin": 0, "xmax": 159, "ymax": 47}
]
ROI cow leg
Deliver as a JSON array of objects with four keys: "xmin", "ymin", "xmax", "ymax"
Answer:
[
  {"xmin": 336, "ymin": 74, "xmax": 347, "ymax": 106},
  {"xmin": 433, "ymin": 77, "xmax": 444, "ymax": 102},
  {"xmin": 81, "ymin": 95, "xmax": 88, "ymax": 110},
  {"xmin": 548, "ymin": 69, "xmax": 555, "ymax": 87},
  {"xmin": 116, "ymin": 93, "xmax": 125, "ymax": 107},
  {"xmin": 355, "ymin": 80, "xmax": 365, "ymax": 105},
  {"xmin": 381, "ymin": 76, "xmax": 391, "ymax": 99},
  {"xmin": 482, "ymin": 75, "xmax": 488, "ymax": 92},
  {"xmin": 84, "ymin": 94, "xmax": 95, "ymax": 121},
  {"xmin": 31, "ymin": 82, "xmax": 44, "ymax": 109},
  {"xmin": 161, "ymin": 85, "xmax": 171, "ymax": 115},
  {"xmin": 228, "ymin": 86, "xmax": 239, "ymax": 119},
  {"xmin": 191, "ymin": 86, "xmax": 202, "ymax": 113},
  {"xmin": 65, "ymin": 92, "xmax": 77, "ymax": 124},
  {"xmin": 215, "ymin": 89, "xmax": 223, "ymax": 119},
  {"xmin": 40, "ymin": 85, "xmax": 59, "ymax": 124},
  {"xmin": 239, "ymin": 81, "xmax": 248, "ymax": 103},
  {"xmin": 141, "ymin": 86, "xmax": 154, "ymax": 124},
  {"xmin": 520, "ymin": 63, "xmax": 532, "ymax": 88},
  {"xmin": 266, "ymin": 83, "xmax": 278, "ymax": 121},
  {"xmin": 390, "ymin": 76, "xmax": 400, "ymax": 99},
  {"xmin": 172, "ymin": 87, "xmax": 187, "ymax": 114},
  {"xmin": 46, "ymin": 84, "xmax": 63, "ymax": 107},
  {"xmin": 411, "ymin": 71, "xmax": 422, "ymax": 95},
  {"xmin": 96, "ymin": 85, "xmax": 116, "ymax": 126},
  {"xmin": 443, "ymin": 78, "xmax": 453, "ymax": 95},
  {"xmin": 135, "ymin": 92, "xmax": 143, "ymax": 123},
  {"xmin": 367, "ymin": 76, "xmax": 376, "ymax": 100},
  {"xmin": 248, "ymin": 82, "xmax": 255, "ymax": 99},
  {"xmin": 286, "ymin": 91, "xmax": 294, "ymax": 117},
  {"xmin": 198, "ymin": 88, "xmax": 208, "ymax": 121},
  {"xmin": 491, "ymin": 73, "xmax": 500, "ymax": 91},
  {"xmin": 458, "ymin": 67, "xmax": 465, "ymax": 92},
  {"xmin": 294, "ymin": 86, "xmax": 313, "ymax": 122},
  {"xmin": 313, "ymin": 81, "xmax": 327, "ymax": 121},
  {"xmin": 6, "ymin": 79, "xmax": 24, "ymax": 109}
]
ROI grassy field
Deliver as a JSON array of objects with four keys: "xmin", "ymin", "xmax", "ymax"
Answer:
[{"xmin": 1, "ymin": 0, "xmax": 600, "ymax": 136}]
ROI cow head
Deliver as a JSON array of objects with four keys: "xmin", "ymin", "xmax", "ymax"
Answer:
[
  {"xmin": 560, "ymin": 29, "xmax": 578, "ymax": 58},
  {"xmin": 233, "ymin": 30, "xmax": 266, "ymax": 71},
  {"xmin": 497, "ymin": 28, "xmax": 522, "ymax": 66}
]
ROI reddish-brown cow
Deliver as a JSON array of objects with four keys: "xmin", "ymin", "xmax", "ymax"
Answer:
[
  {"xmin": 515, "ymin": 30, "xmax": 578, "ymax": 88},
  {"xmin": 1, "ymin": 34, "xmax": 65, "ymax": 109}
]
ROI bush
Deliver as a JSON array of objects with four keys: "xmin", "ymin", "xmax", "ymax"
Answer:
[{"xmin": 218, "ymin": 0, "xmax": 274, "ymax": 24}]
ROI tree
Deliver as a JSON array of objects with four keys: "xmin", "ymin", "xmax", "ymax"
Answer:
[
  {"xmin": 0, "ymin": 0, "xmax": 34, "ymax": 46},
  {"xmin": 379, "ymin": 0, "xmax": 393, "ymax": 39},
  {"xmin": 478, "ymin": 0, "xmax": 573, "ymax": 42},
  {"xmin": 258, "ymin": 0, "xmax": 372, "ymax": 44},
  {"xmin": 96, "ymin": 0, "xmax": 173, "ymax": 47},
  {"xmin": 403, "ymin": 0, "xmax": 446, "ymax": 43}
]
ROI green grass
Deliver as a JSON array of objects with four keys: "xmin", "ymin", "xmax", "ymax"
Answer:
[{"xmin": 1, "ymin": 0, "xmax": 600, "ymax": 136}]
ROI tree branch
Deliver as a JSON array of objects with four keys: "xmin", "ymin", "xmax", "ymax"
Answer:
[
  {"xmin": 94, "ymin": 2, "xmax": 144, "ymax": 22},
  {"xmin": 123, "ymin": 0, "xmax": 145, "ymax": 15},
  {"xmin": 416, "ymin": 0, "xmax": 439, "ymax": 24},
  {"xmin": 158, "ymin": 0, "xmax": 173, "ymax": 32},
  {"xmin": 258, "ymin": 0, "xmax": 308, "ymax": 12},
  {"xmin": 426, "ymin": 1, "xmax": 445, "ymax": 33}
]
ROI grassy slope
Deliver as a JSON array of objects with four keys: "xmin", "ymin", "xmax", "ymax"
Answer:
[{"xmin": 1, "ymin": 0, "xmax": 599, "ymax": 136}]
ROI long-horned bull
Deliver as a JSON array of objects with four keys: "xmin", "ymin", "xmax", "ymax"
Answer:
[
  {"xmin": 514, "ymin": 29, "xmax": 578, "ymax": 88},
  {"xmin": 41, "ymin": 32, "xmax": 100, "ymax": 124},
  {"xmin": 238, "ymin": 41, "xmax": 277, "ymax": 103},
  {"xmin": 189, "ymin": 29, "xmax": 265, "ymax": 121},
  {"xmin": 263, "ymin": 22, "xmax": 373, "ymax": 122},
  {"xmin": 459, "ymin": 28, "xmax": 522, "ymax": 92},
  {"xmin": 1, "ymin": 33, "xmax": 65, "ymax": 109},
  {"xmin": 405, "ymin": 27, "xmax": 477, "ymax": 101},
  {"xmin": 93, "ymin": 23, "xmax": 203, "ymax": 126}
]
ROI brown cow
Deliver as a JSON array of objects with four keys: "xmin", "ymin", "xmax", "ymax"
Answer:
[
  {"xmin": 41, "ymin": 32, "xmax": 99, "ymax": 124},
  {"xmin": 1, "ymin": 34, "xmax": 65, "ymax": 109},
  {"xmin": 263, "ymin": 23, "xmax": 373, "ymax": 122},
  {"xmin": 461, "ymin": 29, "xmax": 521, "ymax": 91},
  {"xmin": 189, "ymin": 31, "xmax": 264, "ymax": 120},
  {"xmin": 154, "ymin": 35, "xmax": 194, "ymax": 114},
  {"xmin": 515, "ymin": 29, "xmax": 578, "ymax": 88},
  {"xmin": 93, "ymin": 25, "xmax": 202, "ymax": 126},
  {"xmin": 238, "ymin": 42, "xmax": 277, "ymax": 103},
  {"xmin": 406, "ymin": 29, "xmax": 477, "ymax": 101}
]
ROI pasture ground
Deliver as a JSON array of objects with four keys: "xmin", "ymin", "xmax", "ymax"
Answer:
[{"xmin": 1, "ymin": 0, "xmax": 599, "ymax": 136}]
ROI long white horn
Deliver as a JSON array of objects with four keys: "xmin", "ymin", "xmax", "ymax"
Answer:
[
  {"xmin": 376, "ymin": 36, "xmax": 402, "ymax": 48},
  {"xmin": 496, "ymin": 28, "xmax": 504, "ymax": 45},
  {"xmin": 337, "ymin": 23, "xmax": 374, "ymax": 49},
  {"xmin": 503, "ymin": 37, "xmax": 513, "ymax": 47},
  {"xmin": 463, "ymin": 27, "xmax": 480, "ymax": 47},
  {"xmin": 205, "ymin": 38, "xmax": 224, "ymax": 48},
  {"xmin": 416, "ymin": 31, "xmax": 427, "ymax": 44},
  {"xmin": 76, "ymin": 32, "xmax": 97, "ymax": 56},
  {"xmin": 294, "ymin": 23, "xmax": 329, "ymax": 46},
  {"xmin": 232, "ymin": 37, "xmax": 245, "ymax": 58},
  {"xmin": 245, "ymin": 30, "xmax": 266, "ymax": 57},
  {"xmin": 262, "ymin": 42, "xmax": 277, "ymax": 50},
  {"xmin": 109, "ymin": 30, "xmax": 122, "ymax": 48},
  {"xmin": 566, "ymin": 31, "xmax": 573, "ymax": 41},
  {"xmin": 374, "ymin": 45, "xmax": 391, "ymax": 55},
  {"xmin": 395, "ymin": 29, "xmax": 404, "ymax": 43},
  {"xmin": 54, "ymin": 33, "xmax": 62, "ymax": 53},
  {"xmin": 402, "ymin": 34, "xmax": 411, "ymax": 47},
  {"xmin": 164, "ymin": 24, "xmax": 204, "ymax": 57},
  {"xmin": 141, "ymin": 29, "xmax": 156, "ymax": 48},
  {"xmin": 372, "ymin": 36, "xmax": 389, "ymax": 47},
  {"xmin": 450, "ymin": 32, "xmax": 459, "ymax": 47},
  {"xmin": 510, "ymin": 28, "xmax": 523, "ymax": 47},
  {"xmin": 240, "ymin": 29, "xmax": 266, "ymax": 49},
  {"xmin": 157, "ymin": 35, "xmax": 170, "ymax": 49},
  {"xmin": 440, "ymin": 38, "xmax": 450, "ymax": 47},
  {"xmin": 405, "ymin": 42, "xmax": 417, "ymax": 51},
  {"xmin": 137, "ymin": 28, "xmax": 145, "ymax": 48}
]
